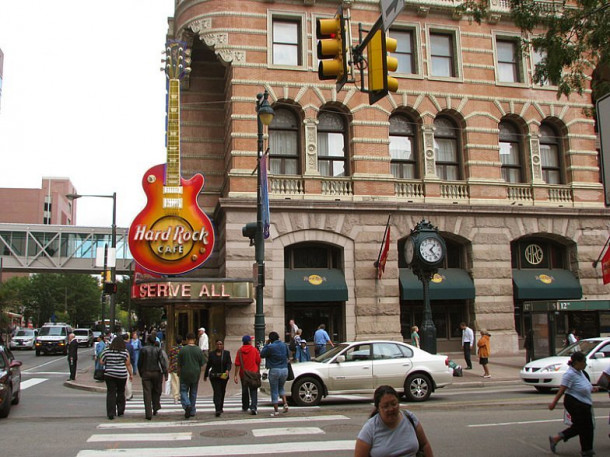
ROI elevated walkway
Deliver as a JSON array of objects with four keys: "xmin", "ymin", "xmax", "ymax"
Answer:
[{"xmin": 0, "ymin": 223, "xmax": 133, "ymax": 274}]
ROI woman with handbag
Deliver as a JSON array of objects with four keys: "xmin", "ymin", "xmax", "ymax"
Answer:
[
  {"xmin": 355, "ymin": 385, "xmax": 433, "ymax": 457},
  {"xmin": 234, "ymin": 335, "xmax": 262, "ymax": 415},
  {"xmin": 260, "ymin": 331, "xmax": 290, "ymax": 417},
  {"xmin": 100, "ymin": 336, "xmax": 133, "ymax": 420},
  {"xmin": 548, "ymin": 351, "xmax": 598, "ymax": 456},
  {"xmin": 204, "ymin": 339, "xmax": 232, "ymax": 417}
]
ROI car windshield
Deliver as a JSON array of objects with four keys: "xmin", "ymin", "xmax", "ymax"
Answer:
[
  {"xmin": 16, "ymin": 330, "xmax": 34, "ymax": 337},
  {"xmin": 556, "ymin": 340, "xmax": 600, "ymax": 357},
  {"xmin": 313, "ymin": 343, "xmax": 350, "ymax": 363},
  {"xmin": 39, "ymin": 327, "xmax": 66, "ymax": 336}
]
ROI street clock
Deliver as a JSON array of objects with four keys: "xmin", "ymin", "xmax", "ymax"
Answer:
[{"xmin": 404, "ymin": 221, "xmax": 446, "ymax": 270}]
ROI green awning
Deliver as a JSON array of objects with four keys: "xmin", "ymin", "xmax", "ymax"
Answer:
[
  {"xmin": 285, "ymin": 269, "xmax": 348, "ymax": 302},
  {"xmin": 523, "ymin": 299, "xmax": 610, "ymax": 312},
  {"xmin": 399, "ymin": 268, "xmax": 475, "ymax": 301},
  {"xmin": 512, "ymin": 269, "xmax": 582, "ymax": 300}
]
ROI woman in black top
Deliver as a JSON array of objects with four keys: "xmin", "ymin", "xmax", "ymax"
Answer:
[{"xmin": 204, "ymin": 340, "xmax": 232, "ymax": 417}]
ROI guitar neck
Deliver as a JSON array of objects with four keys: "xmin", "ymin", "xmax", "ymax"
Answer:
[{"xmin": 166, "ymin": 78, "xmax": 181, "ymax": 187}]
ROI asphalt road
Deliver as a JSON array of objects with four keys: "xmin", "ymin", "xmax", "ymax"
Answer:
[{"xmin": 2, "ymin": 349, "xmax": 610, "ymax": 457}]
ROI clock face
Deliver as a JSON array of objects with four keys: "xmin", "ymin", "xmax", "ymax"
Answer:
[
  {"xmin": 405, "ymin": 237, "xmax": 415, "ymax": 265},
  {"xmin": 419, "ymin": 237, "xmax": 443, "ymax": 264}
]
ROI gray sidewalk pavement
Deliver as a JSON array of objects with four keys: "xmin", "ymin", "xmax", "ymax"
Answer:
[{"xmin": 65, "ymin": 351, "xmax": 527, "ymax": 395}]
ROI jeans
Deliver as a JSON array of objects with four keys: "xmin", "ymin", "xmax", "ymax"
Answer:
[
  {"xmin": 180, "ymin": 380, "xmax": 199, "ymax": 415},
  {"xmin": 141, "ymin": 370, "xmax": 163, "ymax": 419},
  {"xmin": 315, "ymin": 344, "xmax": 326, "ymax": 357},
  {"xmin": 268, "ymin": 367, "xmax": 288, "ymax": 405},
  {"xmin": 131, "ymin": 351, "xmax": 140, "ymax": 375},
  {"xmin": 105, "ymin": 375, "xmax": 127, "ymax": 418},
  {"xmin": 241, "ymin": 379, "xmax": 258, "ymax": 412}
]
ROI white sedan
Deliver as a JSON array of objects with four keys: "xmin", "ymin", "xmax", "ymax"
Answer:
[
  {"xmin": 520, "ymin": 337, "xmax": 610, "ymax": 392},
  {"xmin": 261, "ymin": 340, "xmax": 453, "ymax": 406}
]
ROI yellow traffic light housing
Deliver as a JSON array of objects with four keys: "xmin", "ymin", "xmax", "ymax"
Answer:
[
  {"xmin": 316, "ymin": 12, "xmax": 348, "ymax": 90},
  {"xmin": 367, "ymin": 30, "xmax": 399, "ymax": 103}
]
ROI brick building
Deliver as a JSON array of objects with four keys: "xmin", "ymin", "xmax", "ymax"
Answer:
[{"xmin": 142, "ymin": 0, "xmax": 609, "ymax": 355}]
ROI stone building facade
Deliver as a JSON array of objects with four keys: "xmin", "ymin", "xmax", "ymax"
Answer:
[{"xmin": 148, "ymin": 0, "xmax": 608, "ymax": 355}]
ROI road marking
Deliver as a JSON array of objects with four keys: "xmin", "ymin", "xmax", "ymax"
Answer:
[
  {"xmin": 77, "ymin": 440, "xmax": 355, "ymax": 456},
  {"xmin": 469, "ymin": 416, "xmax": 608, "ymax": 428},
  {"xmin": 98, "ymin": 414, "xmax": 350, "ymax": 430},
  {"xmin": 22, "ymin": 358, "xmax": 65, "ymax": 372},
  {"xmin": 252, "ymin": 426, "xmax": 325, "ymax": 437},
  {"xmin": 87, "ymin": 432, "xmax": 191, "ymax": 442},
  {"xmin": 20, "ymin": 378, "xmax": 47, "ymax": 390}
]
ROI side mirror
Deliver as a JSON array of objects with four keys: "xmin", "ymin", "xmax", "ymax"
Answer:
[{"xmin": 336, "ymin": 355, "xmax": 345, "ymax": 363}]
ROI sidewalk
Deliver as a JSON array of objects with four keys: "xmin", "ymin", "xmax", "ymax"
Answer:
[{"xmin": 65, "ymin": 353, "xmax": 525, "ymax": 394}]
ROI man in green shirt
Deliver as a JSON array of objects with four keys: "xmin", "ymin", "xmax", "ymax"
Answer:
[{"xmin": 178, "ymin": 332, "xmax": 205, "ymax": 419}]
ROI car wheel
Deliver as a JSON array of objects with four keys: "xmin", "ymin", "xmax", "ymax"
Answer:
[
  {"xmin": 0, "ymin": 389, "xmax": 11, "ymax": 418},
  {"xmin": 534, "ymin": 386, "xmax": 553, "ymax": 393},
  {"xmin": 404, "ymin": 373, "xmax": 432, "ymax": 402},
  {"xmin": 291, "ymin": 377, "xmax": 323, "ymax": 406},
  {"xmin": 11, "ymin": 389, "xmax": 20, "ymax": 405}
]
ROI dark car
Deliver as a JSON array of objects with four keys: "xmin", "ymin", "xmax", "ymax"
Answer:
[{"xmin": 0, "ymin": 346, "xmax": 22, "ymax": 418}]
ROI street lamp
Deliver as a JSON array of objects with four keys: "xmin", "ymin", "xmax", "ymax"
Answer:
[
  {"xmin": 254, "ymin": 90, "xmax": 274, "ymax": 348},
  {"xmin": 66, "ymin": 192, "xmax": 117, "ymax": 332}
]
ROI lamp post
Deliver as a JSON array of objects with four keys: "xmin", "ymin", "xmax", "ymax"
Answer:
[
  {"xmin": 66, "ymin": 192, "xmax": 117, "ymax": 332},
  {"xmin": 254, "ymin": 90, "xmax": 274, "ymax": 348}
]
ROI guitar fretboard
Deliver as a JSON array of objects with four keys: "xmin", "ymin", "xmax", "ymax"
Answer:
[{"xmin": 166, "ymin": 79, "xmax": 181, "ymax": 188}]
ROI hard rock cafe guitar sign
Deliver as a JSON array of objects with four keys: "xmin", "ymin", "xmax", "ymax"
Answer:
[{"xmin": 128, "ymin": 41, "xmax": 215, "ymax": 275}]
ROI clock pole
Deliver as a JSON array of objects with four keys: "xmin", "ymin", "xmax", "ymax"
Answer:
[{"xmin": 418, "ymin": 269, "xmax": 436, "ymax": 354}]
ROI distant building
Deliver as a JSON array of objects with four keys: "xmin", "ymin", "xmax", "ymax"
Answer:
[{"xmin": 0, "ymin": 177, "xmax": 76, "ymax": 225}]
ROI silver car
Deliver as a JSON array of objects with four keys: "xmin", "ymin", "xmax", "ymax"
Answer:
[
  {"xmin": 9, "ymin": 329, "xmax": 37, "ymax": 350},
  {"xmin": 261, "ymin": 340, "xmax": 453, "ymax": 406}
]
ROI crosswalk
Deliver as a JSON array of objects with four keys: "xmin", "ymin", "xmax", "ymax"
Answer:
[{"xmin": 76, "ymin": 395, "xmax": 358, "ymax": 456}]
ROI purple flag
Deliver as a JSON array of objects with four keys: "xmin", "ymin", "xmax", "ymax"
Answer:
[{"xmin": 261, "ymin": 152, "xmax": 270, "ymax": 239}]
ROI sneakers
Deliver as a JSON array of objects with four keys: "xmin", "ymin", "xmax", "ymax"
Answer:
[
  {"xmin": 270, "ymin": 411, "xmax": 280, "ymax": 417},
  {"xmin": 483, "ymin": 375, "xmax": 491, "ymax": 378},
  {"xmin": 283, "ymin": 405, "xmax": 289, "ymax": 413},
  {"xmin": 250, "ymin": 409, "xmax": 258, "ymax": 415},
  {"xmin": 549, "ymin": 436, "xmax": 557, "ymax": 454},
  {"xmin": 184, "ymin": 405, "xmax": 191, "ymax": 419}
]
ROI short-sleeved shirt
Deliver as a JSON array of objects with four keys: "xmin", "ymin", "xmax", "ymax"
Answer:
[
  {"xmin": 178, "ymin": 344, "xmax": 205, "ymax": 384},
  {"xmin": 101, "ymin": 349, "xmax": 129, "ymax": 379},
  {"xmin": 357, "ymin": 411, "xmax": 420, "ymax": 457},
  {"xmin": 561, "ymin": 366, "xmax": 593, "ymax": 405},
  {"xmin": 314, "ymin": 329, "xmax": 331, "ymax": 346}
]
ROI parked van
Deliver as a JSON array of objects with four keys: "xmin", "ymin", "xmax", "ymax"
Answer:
[{"xmin": 35, "ymin": 323, "xmax": 73, "ymax": 356}]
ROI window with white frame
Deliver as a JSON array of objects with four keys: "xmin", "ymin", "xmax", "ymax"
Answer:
[
  {"xmin": 269, "ymin": 107, "xmax": 300, "ymax": 175},
  {"xmin": 389, "ymin": 114, "xmax": 417, "ymax": 178},
  {"xmin": 430, "ymin": 33, "xmax": 455, "ymax": 77},
  {"xmin": 499, "ymin": 120, "xmax": 523, "ymax": 183},
  {"xmin": 539, "ymin": 124, "xmax": 562, "ymax": 184},
  {"xmin": 317, "ymin": 111, "xmax": 347, "ymax": 177},
  {"xmin": 434, "ymin": 116, "xmax": 460, "ymax": 180},
  {"xmin": 272, "ymin": 19, "xmax": 301, "ymax": 66},
  {"xmin": 391, "ymin": 29, "xmax": 415, "ymax": 75},
  {"xmin": 496, "ymin": 38, "xmax": 522, "ymax": 83},
  {"xmin": 531, "ymin": 48, "xmax": 550, "ymax": 86}
]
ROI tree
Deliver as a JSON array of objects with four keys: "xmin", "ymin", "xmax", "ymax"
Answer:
[{"xmin": 461, "ymin": 0, "xmax": 610, "ymax": 99}]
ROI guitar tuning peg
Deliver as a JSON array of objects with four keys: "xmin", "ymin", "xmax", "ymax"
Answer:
[
  {"xmin": 185, "ymin": 57, "xmax": 192, "ymax": 66},
  {"xmin": 185, "ymin": 49, "xmax": 192, "ymax": 57},
  {"xmin": 185, "ymin": 67, "xmax": 192, "ymax": 74}
]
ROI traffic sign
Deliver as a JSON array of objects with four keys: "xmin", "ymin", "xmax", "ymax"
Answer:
[{"xmin": 381, "ymin": 0, "xmax": 404, "ymax": 32}]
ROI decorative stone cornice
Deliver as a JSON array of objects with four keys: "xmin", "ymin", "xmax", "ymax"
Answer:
[{"xmin": 189, "ymin": 18, "xmax": 246, "ymax": 65}]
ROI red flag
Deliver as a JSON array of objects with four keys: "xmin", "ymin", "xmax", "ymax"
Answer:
[
  {"xmin": 377, "ymin": 225, "xmax": 391, "ymax": 279},
  {"xmin": 602, "ymin": 248, "xmax": 610, "ymax": 285}
]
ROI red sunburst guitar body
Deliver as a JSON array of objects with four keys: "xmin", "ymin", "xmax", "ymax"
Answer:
[{"xmin": 128, "ymin": 41, "xmax": 215, "ymax": 275}]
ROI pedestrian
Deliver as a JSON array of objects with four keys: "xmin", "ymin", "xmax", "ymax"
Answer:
[
  {"xmin": 411, "ymin": 326, "xmax": 420, "ymax": 348},
  {"xmin": 234, "ymin": 334, "xmax": 262, "ymax": 415},
  {"xmin": 168, "ymin": 335, "xmax": 183, "ymax": 404},
  {"xmin": 198, "ymin": 327, "xmax": 209, "ymax": 363},
  {"xmin": 524, "ymin": 328, "xmax": 534, "ymax": 363},
  {"xmin": 178, "ymin": 332, "xmax": 205, "ymax": 419},
  {"xmin": 122, "ymin": 334, "xmax": 135, "ymax": 400},
  {"xmin": 67, "ymin": 332, "xmax": 78, "ymax": 381},
  {"xmin": 567, "ymin": 328, "xmax": 579, "ymax": 345},
  {"xmin": 313, "ymin": 324, "xmax": 334, "ymax": 357},
  {"xmin": 295, "ymin": 339, "xmax": 311, "ymax": 363},
  {"xmin": 204, "ymin": 339, "xmax": 232, "ymax": 417},
  {"xmin": 355, "ymin": 385, "xmax": 434, "ymax": 457},
  {"xmin": 260, "ymin": 331, "xmax": 290, "ymax": 417},
  {"xmin": 130, "ymin": 330, "xmax": 142, "ymax": 376},
  {"xmin": 94, "ymin": 335, "xmax": 106, "ymax": 382},
  {"xmin": 138, "ymin": 334, "xmax": 168, "ymax": 420},
  {"xmin": 286, "ymin": 319, "xmax": 298, "ymax": 341},
  {"xmin": 477, "ymin": 330, "xmax": 491, "ymax": 378},
  {"xmin": 460, "ymin": 322, "xmax": 474, "ymax": 369},
  {"xmin": 548, "ymin": 351, "xmax": 598, "ymax": 456},
  {"xmin": 100, "ymin": 335, "xmax": 133, "ymax": 420}
]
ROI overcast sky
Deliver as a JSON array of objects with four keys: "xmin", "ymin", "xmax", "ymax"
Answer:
[{"xmin": 0, "ymin": 0, "xmax": 175, "ymax": 227}]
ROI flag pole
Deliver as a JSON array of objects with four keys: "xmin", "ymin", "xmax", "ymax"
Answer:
[
  {"xmin": 374, "ymin": 214, "xmax": 392, "ymax": 269},
  {"xmin": 592, "ymin": 234, "xmax": 610, "ymax": 268}
]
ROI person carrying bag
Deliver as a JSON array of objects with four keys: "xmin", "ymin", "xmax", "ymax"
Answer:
[{"xmin": 234, "ymin": 335, "xmax": 262, "ymax": 415}]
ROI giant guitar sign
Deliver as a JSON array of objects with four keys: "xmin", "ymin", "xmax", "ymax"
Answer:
[{"xmin": 128, "ymin": 41, "xmax": 215, "ymax": 275}]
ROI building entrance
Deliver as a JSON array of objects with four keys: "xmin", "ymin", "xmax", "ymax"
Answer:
[{"xmin": 285, "ymin": 303, "xmax": 344, "ymax": 344}]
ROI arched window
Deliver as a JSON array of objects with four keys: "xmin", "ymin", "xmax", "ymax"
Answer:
[
  {"xmin": 499, "ymin": 120, "xmax": 523, "ymax": 183},
  {"xmin": 434, "ymin": 117, "xmax": 460, "ymax": 180},
  {"xmin": 389, "ymin": 114, "xmax": 417, "ymax": 179},
  {"xmin": 317, "ymin": 111, "xmax": 347, "ymax": 177},
  {"xmin": 269, "ymin": 107, "xmax": 300, "ymax": 175},
  {"xmin": 539, "ymin": 124, "xmax": 562, "ymax": 184}
]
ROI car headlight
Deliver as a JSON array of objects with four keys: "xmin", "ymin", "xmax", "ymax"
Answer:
[{"xmin": 540, "ymin": 363, "xmax": 563, "ymax": 373}]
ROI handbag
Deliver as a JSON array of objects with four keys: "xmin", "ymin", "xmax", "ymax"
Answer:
[
  {"xmin": 405, "ymin": 411, "xmax": 426, "ymax": 457},
  {"xmin": 93, "ymin": 368, "xmax": 105, "ymax": 381},
  {"xmin": 238, "ymin": 350, "xmax": 262, "ymax": 388},
  {"xmin": 287, "ymin": 362, "xmax": 295, "ymax": 381}
]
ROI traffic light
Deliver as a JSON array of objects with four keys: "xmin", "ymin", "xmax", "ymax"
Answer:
[
  {"xmin": 101, "ymin": 270, "xmax": 111, "ymax": 282},
  {"xmin": 367, "ymin": 30, "xmax": 398, "ymax": 99},
  {"xmin": 103, "ymin": 282, "xmax": 117, "ymax": 294},
  {"xmin": 242, "ymin": 222, "xmax": 257, "ymax": 246},
  {"xmin": 316, "ymin": 12, "xmax": 347, "ymax": 88}
]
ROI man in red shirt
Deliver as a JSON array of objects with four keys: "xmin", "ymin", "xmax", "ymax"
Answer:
[{"xmin": 234, "ymin": 335, "xmax": 262, "ymax": 415}]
